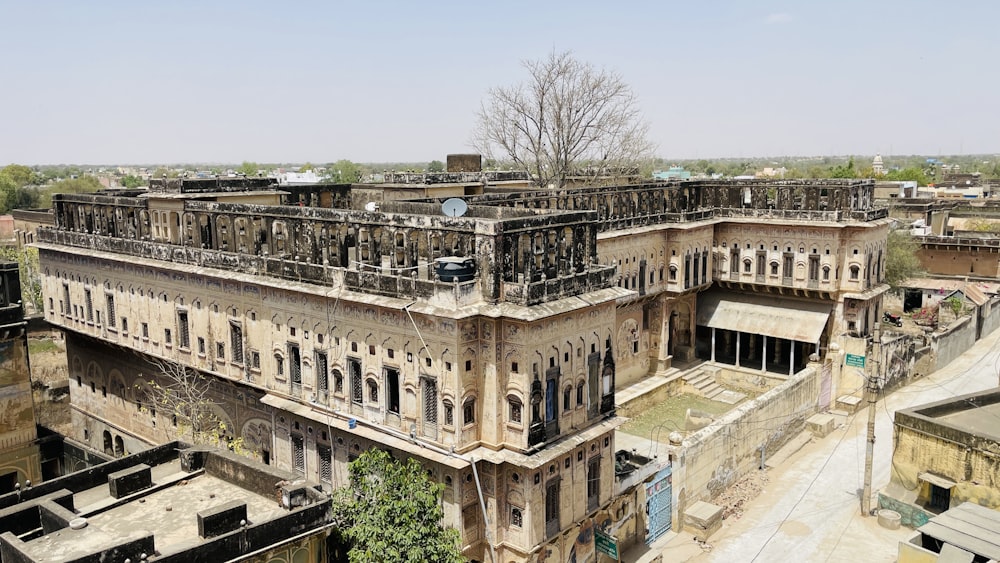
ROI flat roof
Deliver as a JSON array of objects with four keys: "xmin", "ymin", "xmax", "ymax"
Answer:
[
  {"xmin": 899, "ymin": 388, "xmax": 1000, "ymax": 444},
  {"xmin": 20, "ymin": 460, "xmax": 285, "ymax": 561},
  {"xmin": 918, "ymin": 502, "xmax": 1000, "ymax": 560}
]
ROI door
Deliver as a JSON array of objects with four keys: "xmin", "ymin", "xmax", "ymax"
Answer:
[{"xmin": 646, "ymin": 466, "xmax": 673, "ymax": 545}]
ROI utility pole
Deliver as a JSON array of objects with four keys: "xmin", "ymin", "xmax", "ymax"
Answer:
[{"xmin": 861, "ymin": 321, "xmax": 882, "ymax": 516}]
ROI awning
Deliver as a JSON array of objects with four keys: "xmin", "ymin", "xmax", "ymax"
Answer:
[
  {"xmin": 697, "ymin": 292, "xmax": 831, "ymax": 343},
  {"xmin": 260, "ymin": 394, "xmax": 469, "ymax": 469},
  {"xmin": 919, "ymin": 472, "xmax": 957, "ymax": 489}
]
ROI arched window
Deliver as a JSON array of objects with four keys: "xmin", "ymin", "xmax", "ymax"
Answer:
[
  {"xmin": 849, "ymin": 265, "xmax": 860, "ymax": 280},
  {"xmin": 463, "ymin": 398, "xmax": 476, "ymax": 425},
  {"xmin": 443, "ymin": 399, "xmax": 454, "ymax": 426},
  {"xmin": 367, "ymin": 379, "xmax": 378, "ymax": 403},
  {"xmin": 508, "ymin": 396, "xmax": 522, "ymax": 424},
  {"xmin": 562, "ymin": 385, "xmax": 572, "ymax": 412},
  {"xmin": 576, "ymin": 381, "xmax": 585, "ymax": 407}
]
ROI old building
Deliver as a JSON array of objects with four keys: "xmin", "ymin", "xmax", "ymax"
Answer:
[
  {"xmin": 0, "ymin": 441, "xmax": 339, "ymax": 562},
  {"xmin": 881, "ymin": 388, "xmax": 1000, "ymax": 529},
  {"xmin": 0, "ymin": 260, "xmax": 42, "ymax": 492},
  {"xmin": 34, "ymin": 175, "xmax": 889, "ymax": 560}
]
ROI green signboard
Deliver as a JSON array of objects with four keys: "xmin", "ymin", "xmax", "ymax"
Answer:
[
  {"xmin": 845, "ymin": 353, "xmax": 865, "ymax": 368},
  {"xmin": 595, "ymin": 529, "xmax": 619, "ymax": 559}
]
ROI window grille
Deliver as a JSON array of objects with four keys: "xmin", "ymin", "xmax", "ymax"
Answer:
[
  {"xmin": 291, "ymin": 433, "xmax": 304, "ymax": 473},
  {"xmin": 106, "ymin": 295, "xmax": 116, "ymax": 328},
  {"xmin": 230, "ymin": 322, "xmax": 244, "ymax": 364},
  {"xmin": 318, "ymin": 444, "xmax": 332, "ymax": 483},
  {"xmin": 177, "ymin": 310, "xmax": 190, "ymax": 348}
]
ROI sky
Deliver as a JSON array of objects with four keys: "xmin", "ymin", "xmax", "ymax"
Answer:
[{"xmin": 2, "ymin": 1, "xmax": 999, "ymax": 165}]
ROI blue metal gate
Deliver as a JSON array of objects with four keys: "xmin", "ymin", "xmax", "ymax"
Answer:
[{"xmin": 645, "ymin": 465, "xmax": 672, "ymax": 544}]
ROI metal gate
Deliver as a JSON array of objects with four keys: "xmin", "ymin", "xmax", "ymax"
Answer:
[{"xmin": 645, "ymin": 466, "xmax": 672, "ymax": 544}]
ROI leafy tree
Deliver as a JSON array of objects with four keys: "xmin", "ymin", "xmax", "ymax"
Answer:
[
  {"xmin": 427, "ymin": 160, "xmax": 445, "ymax": 173},
  {"xmin": 38, "ymin": 176, "xmax": 102, "ymax": 208},
  {"xmin": 885, "ymin": 229, "xmax": 923, "ymax": 288},
  {"xmin": 829, "ymin": 157, "xmax": 856, "ymax": 179},
  {"xmin": 331, "ymin": 449, "xmax": 463, "ymax": 563},
  {"xmin": 328, "ymin": 159, "xmax": 363, "ymax": 183},
  {"xmin": 0, "ymin": 164, "xmax": 36, "ymax": 187},
  {"xmin": 883, "ymin": 167, "xmax": 929, "ymax": 185},
  {"xmin": 474, "ymin": 50, "xmax": 654, "ymax": 189},
  {"xmin": 299, "ymin": 162, "xmax": 315, "ymax": 172},
  {"xmin": 120, "ymin": 175, "xmax": 144, "ymax": 189},
  {"xmin": 0, "ymin": 246, "xmax": 42, "ymax": 313},
  {"xmin": 238, "ymin": 161, "xmax": 260, "ymax": 176}
]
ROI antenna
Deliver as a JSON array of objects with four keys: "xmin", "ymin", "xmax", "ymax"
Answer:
[
  {"xmin": 364, "ymin": 201, "xmax": 379, "ymax": 213},
  {"xmin": 441, "ymin": 197, "xmax": 468, "ymax": 218}
]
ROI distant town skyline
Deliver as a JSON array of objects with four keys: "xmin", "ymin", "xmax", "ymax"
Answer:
[{"xmin": 2, "ymin": 1, "xmax": 999, "ymax": 165}]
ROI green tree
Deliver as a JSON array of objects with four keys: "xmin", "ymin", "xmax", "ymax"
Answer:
[
  {"xmin": 332, "ymin": 449, "xmax": 463, "ymax": 563},
  {"xmin": 299, "ymin": 162, "xmax": 315, "ymax": 172},
  {"xmin": 328, "ymin": 160, "xmax": 363, "ymax": 183},
  {"xmin": 829, "ymin": 157, "xmax": 856, "ymax": 179},
  {"xmin": 884, "ymin": 167, "xmax": 929, "ymax": 185},
  {"xmin": 427, "ymin": 160, "xmax": 445, "ymax": 173},
  {"xmin": 238, "ymin": 161, "xmax": 260, "ymax": 176},
  {"xmin": 38, "ymin": 176, "xmax": 102, "ymax": 208},
  {"xmin": 0, "ymin": 246, "xmax": 42, "ymax": 313},
  {"xmin": 120, "ymin": 175, "xmax": 144, "ymax": 189},
  {"xmin": 0, "ymin": 164, "xmax": 36, "ymax": 187},
  {"xmin": 474, "ymin": 50, "xmax": 655, "ymax": 188},
  {"xmin": 885, "ymin": 229, "xmax": 923, "ymax": 288}
]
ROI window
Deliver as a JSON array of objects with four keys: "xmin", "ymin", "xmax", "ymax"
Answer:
[
  {"xmin": 783, "ymin": 254, "xmax": 793, "ymax": 278},
  {"xmin": 424, "ymin": 378, "xmax": 439, "ymax": 426},
  {"xmin": 508, "ymin": 397, "xmax": 522, "ymax": 424},
  {"xmin": 587, "ymin": 457, "xmax": 601, "ymax": 510},
  {"xmin": 288, "ymin": 344, "xmax": 301, "ymax": 386},
  {"xmin": 197, "ymin": 337, "xmax": 206, "ymax": 355},
  {"xmin": 216, "ymin": 342, "xmax": 225, "ymax": 360},
  {"xmin": 230, "ymin": 322, "xmax": 244, "ymax": 364},
  {"xmin": 511, "ymin": 506, "xmax": 523, "ymax": 528},
  {"xmin": 444, "ymin": 400, "xmax": 454, "ymax": 426},
  {"xmin": 463, "ymin": 398, "xmax": 475, "ymax": 425},
  {"xmin": 318, "ymin": 444, "xmax": 332, "ymax": 483},
  {"xmin": 770, "ymin": 262, "xmax": 778, "ymax": 276},
  {"xmin": 367, "ymin": 379, "xmax": 378, "ymax": 403},
  {"xmin": 333, "ymin": 369, "xmax": 344, "ymax": 394},
  {"xmin": 275, "ymin": 354, "xmax": 284, "ymax": 377},
  {"xmin": 576, "ymin": 382, "xmax": 585, "ymax": 407},
  {"xmin": 122, "ymin": 317, "xmax": 128, "ymax": 333},
  {"xmin": 808, "ymin": 255, "xmax": 820, "ymax": 281},
  {"xmin": 141, "ymin": 322, "xmax": 149, "ymax": 338},
  {"xmin": 743, "ymin": 259, "xmax": 752, "ymax": 274},
  {"xmin": 850, "ymin": 265, "xmax": 860, "ymax": 280},
  {"xmin": 250, "ymin": 351, "xmax": 260, "ymax": 369},
  {"xmin": 106, "ymin": 294, "xmax": 116, "ymax": 328},
  {"xmin": 84, "ymin": 288, "xmax": 93, "ymax": 322},
  {"xmin": 62, "ymin": 283, "xmax": 71, "ymax": 315},
  {"xmin": 177, "ymin": 310, "xmax": 190, "ymax": 348},
  {"xmin": 562, "ymin": 386, "xmax": 571, "ymax": 412},
  {"xmin": 545, "ymin": 480, "xmax": 560, "ymax": 532},
  {"xmin": 164, "ymin": 328, "xmax": 172, "ymax": 344},
  {"xmin": 315, "ymin": 352, "xmax": 329, "ymax": 398},
  {"xmin": 385, "ymin": 367, "xmax": 400, "ymax": 414},
  {"xmin": 546, "ymin": 377, "xmax": 557, "ymax": 422},
  {"xmin": 349, "ymin": 359, "xmax": 362, "ymax": 404},
  {"xmin": 291, "ymin": 433, "xmax": 304, "ymax": 473},
  {"xmin": 823, "ymin": 266, "xmax": 831, "ymax": 281},
  {"xmin": 668, "ymin": 265, "xmax": 677, "ymax": 281}
]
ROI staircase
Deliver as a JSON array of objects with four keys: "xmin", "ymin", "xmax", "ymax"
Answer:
[{"xmin": 683, "ymin": 368, "xmax": 724, "ymax": 400}]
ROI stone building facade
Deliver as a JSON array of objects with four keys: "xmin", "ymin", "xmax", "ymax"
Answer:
[
  {"xmin": 35, "ymin": 176, "xmax": 888, "ymax": 560},
  {"xmin": 36, "ymin": 178, "xmax": 626, "ymax": 562}
]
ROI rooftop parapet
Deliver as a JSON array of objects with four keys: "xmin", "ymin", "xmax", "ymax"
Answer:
[{"xmin": 40, "ymin": 194, "xmax": 614, "ymax": 306}]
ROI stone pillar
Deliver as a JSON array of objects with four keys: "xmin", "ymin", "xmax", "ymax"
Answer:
[
  {"xmin": 711, "ymin": 328, "xmax": 716, "ymax": 362},
  {"xmin": 789, "ymin": 341, "xmax": 795, "ymax": 376},
  {"xmin": 735, "ymin": 331, "xmax": 741, "ymax": 368},
  {"xmin": 762, "ymin": 336, "xmax": 768, "ymax": 373}
]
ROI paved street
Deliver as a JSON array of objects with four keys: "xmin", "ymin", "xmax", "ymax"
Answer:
[{"xmin": 657, "ymin": 327, "xmax": 1000, "ymax": 563}]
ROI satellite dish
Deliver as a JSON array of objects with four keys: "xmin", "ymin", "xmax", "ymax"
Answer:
[
  {"xmin": 442, "ymin": 198, "xmax": 468, "ymax": 218},
  {"xmin": 364, "ymin": 201, "xmax": 379, "ymax": 213}
]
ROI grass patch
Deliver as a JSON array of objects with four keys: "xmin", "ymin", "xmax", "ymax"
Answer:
[
  {"xmin": 28, "ymin": 339, "xmax": 60, "ymax": 355},
  {"xmin": 620, "ymin": 393, "xmax": 734, "ymax": 441}
]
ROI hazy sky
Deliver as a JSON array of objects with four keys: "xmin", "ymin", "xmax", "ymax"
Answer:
[{"xmin": 2, "ymin": 1, "xmax": 998, "ymax": 165}]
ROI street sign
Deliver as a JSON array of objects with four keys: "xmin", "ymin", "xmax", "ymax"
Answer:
[
  {"xmin": 595, "ymin": 529, "xmax": 620, "ymax": 560},
  {"xmin": 845, "ymin": 353, "xmax": 866, "ymax": 368}
]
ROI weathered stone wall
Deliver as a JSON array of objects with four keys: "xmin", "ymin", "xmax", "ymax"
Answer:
[
  {"xmin": 979, "ymin": 296, "xmax": 1000, "ymax": 338},
  {"xmin": 674, "ymin": 363, "xmax": 823, "ymax": 527},
  {"xmin": 929, "ymin": 315, "xmax": 976, "ymax": 372}
]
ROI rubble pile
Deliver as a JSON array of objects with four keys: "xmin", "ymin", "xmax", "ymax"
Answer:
[{"xmin": 716, "ymin": 470, "xmax": 769, "ymax": 520}]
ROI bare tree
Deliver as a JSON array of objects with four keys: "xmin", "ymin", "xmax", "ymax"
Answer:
[
  {"xmin": 137, "ymin": 357, "xmax": 237, "ymax": 448},
  {"xmin": 474, "ymin": 51, "xmax": 655, "ymax": 189}
]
